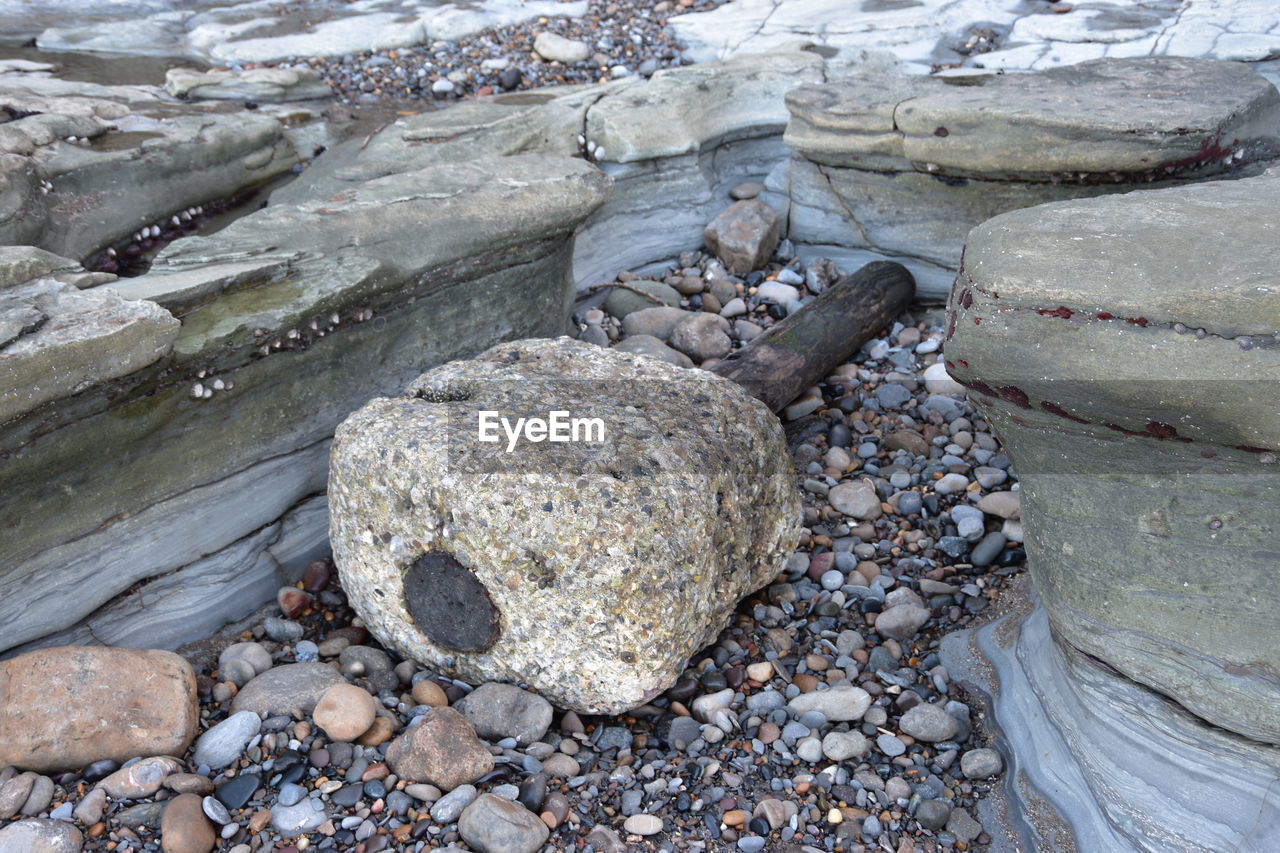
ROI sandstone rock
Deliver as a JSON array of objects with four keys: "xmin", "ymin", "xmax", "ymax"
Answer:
[
  {"xmin": 0, "ymin": 647, "xmax": 197, "ymax": 773},
  {"xmin": 329, "ymin": 337, "xmax": 801, "ymax": 713},
  {"xmin": 702, "ymin": 200, "xmax": 780, "ymax": 275},
  {"xmin": 533, "ymin": 32, "xmax": 591, "ymax": 64},
  {"xmin": 784, "ymin": 57, "xmax": 1280, "ymax": 299},
  {"xmin": 612, "ymin": 334, "xmax": 694, "ymax": 368},
  {"xmin": 0, "ymin": 818, "xmax": 83, "ymax": 853},
  {"xmin": 313, "ymin": 683, "xmax": 377, "ymax": 742},
  {"xmin": 164, "ymin": 67, "xmax": 331, "ymax": 102},
  {"xmin": 231, "ymin": 663, "xmax": 344, "ymax": 717},
  {"xmin": 385, "ymin": 707, "xmax": 494, "ymax": 791},
  {"xmin": 0, "ymin": 246, "xmax": 79, "ymax": 290},
  {"xmin": 668, "ymin": 312, "xmax": 732, "ymax": 361},
  {"xmin": 454, "ymin": 684, "xmax": 553, "ymax": 746},
  {"xmin": 458, "ymin": 793, "xmax": 550, "ymax": 853},
  {"xmin": 0, "ymin": 279, "xmax": 180, "ymax": 424},
  {"xmin": 947, "ymin": 168, "xmax": 1280, "ymax": 744},
  {"xmin": 159, "ymin": 793, "xmax": 215, "ymax": 853}
]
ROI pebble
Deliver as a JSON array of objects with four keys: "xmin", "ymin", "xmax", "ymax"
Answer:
[
  {"xmin": 160, "ymin": 793, "xmax": 215, "ymax": 853},
  {"xmin": 232, "ymin": 662, "xmax": 344, "ymax": 716},
  {"xmin": 454, "ymin": 683, "xmax": 553, "ymax": 745},
  {"xmin": 271, "ymin": 795, "xmax": 329, "ymax": 836},
  {"xmin": 313, "ymin": 683, "xmax": 377, "ymax": 741},
  {"xmin": 828, "ymin": 480, "xmax": 882, "ymax": 520},
  {"xmin": 899, "ymin": 703, "xmax": 960, "ymax": 742},
  {"xmin": 193, "ymin": 710, "xmax": 261, "ymax": 770},
  {"xmin": 787, "ymin": 684, "xmax": 872, "ymax": 722},
  {"xmin": 916, "ymin": 798, "xmax": 952, "ymax": 829},
  {"xmin": 99, "ymin": 757, "xmax": 179, "ymax": 799},
  {"xmin": 385, "ymin": 707, "xmax": 493, "ymax": 791},
  {"xmin": 961, "ymin": 747, "xmax": 1004, "ymax": 778},
  {"xmin": 430, "ymin": 784, "xmax": 478, "ymax": 823},
  {"xmin": 458, "ymin": 793, "xmax": 549, "ymax": 853},
  {"xmin": 214, "ymin": 773, "xmax": 260, "ymax": 810},
  {"xmin": 0, "ymin": 819, "xmax": 83, "ymax": 853},
  {"xmin": 876, "ymin": 733, "xmax": 906, "ymax": 757},
  {"xmin": 533, "ymin": 31, "xmax": 591, "ymax": 64},
  {"xmin": 821, "ymin": 730, "xmax": 869, "ymax": 761},
  {"xmin": 623, "ymin": 813, "xmax": 663, "ymax": 836}
]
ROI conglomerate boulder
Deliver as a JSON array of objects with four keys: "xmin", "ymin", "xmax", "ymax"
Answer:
[{"xmin": 328, "ymin": 337, "xmax": 802, "ymax": 713}]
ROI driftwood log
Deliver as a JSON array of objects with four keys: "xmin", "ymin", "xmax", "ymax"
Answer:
[{"xmin": 711, "ymin": 260, "xmax": 916, "ymax": 413}]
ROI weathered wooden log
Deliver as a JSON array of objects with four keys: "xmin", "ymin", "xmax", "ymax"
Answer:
[{"xmin": 711, "ymin": 260, "xmax": 915, "ymax": 413}]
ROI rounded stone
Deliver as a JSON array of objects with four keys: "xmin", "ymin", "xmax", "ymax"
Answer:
[
  {"xmin": 960, "ymin": 748, "xmax": 1004, "ymax": 779},
  {"xmin": 313, "ymin": 683, "xmax": 377, "ymax": 742},
  {"xmin": 192, "ymin": 711, "xmax": 260, "ymax": 770},
  {"xmin": 0, "ymin": 818, "xmax": 84, "ymax": 853},
  {"xmin": 160, "ymin": 793, "xmax": 215, "ymax": 853},
  {"xmin": 623, "ymin": 814, "xmax": 664, "ymax": 836},
  {"xmin": 899, "ymin": 703, "xmax": 959, "ymax": 742},
  {"xmin": 458, "ymin": 793, "xmax": 549, "ymax": 853}
]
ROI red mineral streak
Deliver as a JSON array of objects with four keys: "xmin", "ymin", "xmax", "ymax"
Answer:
[
  {"xmin": 1040, "ymin": 401, "xmax": 1089, "ymax": 424},
  {"xmin": 998, "ymin": 385, "xmax": 1031, "ymax": 409},
  {"xmin": 1037, "ymin": 306, "xmax": 1074, "ymax": 319},
  {"xmin": 959, "ymin": 289, "xmax": 973, "ymax": 309},
  {"xmin": 1126, "ymin": 317, "xmax": 1149, "ymax": 327},
  {"xmin": 973, "ymin": 316, "xmax": 981, "ymax": 325},
  {"xmin": 1096, "ymin": 312, "xmax": 1115, "ymax": 320}
]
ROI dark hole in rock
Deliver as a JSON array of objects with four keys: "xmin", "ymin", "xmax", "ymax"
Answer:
[{"xmin": 403, "ymin": 550, "xmax": 500, "ymax": 652}]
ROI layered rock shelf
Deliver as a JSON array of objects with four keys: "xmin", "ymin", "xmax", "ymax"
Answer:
[{"xmin": 944, "ymin": 169, "xmax": 1280, "ymax": 850}]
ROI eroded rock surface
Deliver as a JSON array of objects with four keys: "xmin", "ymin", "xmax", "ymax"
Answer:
[
  {"xmin": 944, "ymin": 170, "xmax": 1280, "ymax": 848},
  {"xmin": 328, "ymin": 337, "xmax": 802, "ymax": 713},
  {"xmin": 782, "ymin": 57, "xmax": 1280, "ymax": 299}
]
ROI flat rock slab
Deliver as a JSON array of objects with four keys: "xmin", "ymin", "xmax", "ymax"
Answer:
[
  {"xmin": 28, "ymin": 0, "xmax": 588, "ymax": 63},
  {"xmin": 782, "ymin": 57, "xmax": 1280, "ymax": 294},
  {"xmin": 329, "ymin": 337, "xmax": 802, "ymax": 713},
  {"xmin": 946, "ymin": 169, "xmax": 1280, "ymax": 745},
  {"xmin": 0, "ymin": 646, "xmax": 198, "ymax": 773},
  {"xmin": 164, "ymin": 67, "xmax": 331, "ymax": 102},
  {"xmin": 672, "ymin": 0, "xmax": 1280, "ymax": 77}
]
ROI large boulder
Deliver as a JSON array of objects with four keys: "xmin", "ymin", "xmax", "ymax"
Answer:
[
  {"xmin": 329, "ymin": 337, "xmax": 801, "ymax": 713},
  {"xmin": 945, "ymin": 169, "xmax": 1280, "ymax": 849},
  {"xmin": 782, "ymin": 56, "xmax": 1280, "ymax": 299},
  {"xmin": 0, "ymin": 646, "xmax": 199, "ymax": 772}
]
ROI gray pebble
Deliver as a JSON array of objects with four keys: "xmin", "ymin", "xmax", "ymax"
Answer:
[
  {"xmin": 876, "ymin": 734, "xmax": 906, "ymax": 757},
  {"xmin": 430, "ymin": 784, "xmax": 478, "ymax": 823}
]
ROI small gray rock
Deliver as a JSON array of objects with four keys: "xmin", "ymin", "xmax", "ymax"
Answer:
[
  {"xmin": 613, "ymin": 334, "xmax": 693, "ymax": 368},
  {"xmin": 457, "ymin": 793, "xmax": 549, "ymax": 853},
  {"xmin": 668, "ymin": 312, "xmax": 732, "ymax": 362},
  {"xmin": 947, "ymin": 807, "xmax": 983, "ymax": 843},
  {"xmin": 455, "ymin": 683, "xmax": 553, "ymax": 746},
  {"xmin": 961, "ymin": 748, "xmax": 1004, "ymax": 778},
  {"xmin": 271, "ymin": 796, "xmax": 328, "ymax": 836},
  {"xmin": 193, "ymin": 710, "xmax": 260, "ymax": 770},
  {"xmin": 430, "ymin": 784, "xmax": 478, "ymax": 824},
  {"xmin": 876, "ymin": 733, "xmax": 906, "ymax": 757},
  {"xmin": 899, "ymin": 703, "xmax": 959, "ymax": 742},
  {"xmin": 915, "ymin": 798, "xmax": 952, "ymax": 830},
  {"xmin": 874, "ymin": 603, "xmax": 930, "ymax": 641}
]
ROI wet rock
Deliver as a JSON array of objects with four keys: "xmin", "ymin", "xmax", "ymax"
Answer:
[
  {"xmin": 458, "ymin": 793, "xmax": 549, "ymax": 853},
  {"xmin": 703, "ymin": 200, "xmax": 780, "ymax": 275},
  {"xmin": 330, "ymin": 338, "xmax": 801, "ymax": 713},
  {"xmin": 385, "ymin": 707, "xmax": 494, "ymax": 791},
  {"xmin": 0, "ymin": 647, "xmax": 197, "ymax": 773}
]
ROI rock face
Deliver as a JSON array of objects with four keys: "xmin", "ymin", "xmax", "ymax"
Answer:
[
  {"xmin": 0, "ymin": 647, "xmax": 198, "ymax": 773},
  {"xmin": 0, "ymin": 136, "xmax": 608, "ymax": 656},
  {"xmin": 945, "ymin": 170, "xmax": 1280, "ymax": 848},
  {"xmin": 329, "ymin": 337, "xmax": 801, "ymax": 713},
  {"xmin": 782, "ymin": 57, "xmax": 1280, "ymax": 299}
]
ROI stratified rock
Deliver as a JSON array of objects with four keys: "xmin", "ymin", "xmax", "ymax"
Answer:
[
  {"xmin": 164, "ymin": 67, "xmax": 331, "ymax": 102},
  {"xmin": 329, "ymin": 337, "xmax": 801, "ymax": 713},
  {"xmin": 0, "ymin": 647, "xmax": 197, "ymax": 773},
  {"xmin": 944, "ymin": 168, "xmax": 1280, "ymax": 851},
  {"xmin": 0, "ymin": 278, "xmax": 179, "ymax": 423},
  {"xmin": 784, "ymin": 57, "xmax": 1280, "ymax": 299},
  {"xmin": 0, "ymin": 818, "xmax": 83, "ymax": 853},
  {"xmin": 231, "ymin": 663, "xmax": 344, "ymax": 717},
  {"xmin": 385, "ymin": 707, "xmax": 494, "ymax": 791},
  {"xmin": 458, "ymin": 794, "xmax": 549, "ymax": 853},
  {"xmin": 702, "ymin": 200, "xmax": 780, "ymax": 275}
]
